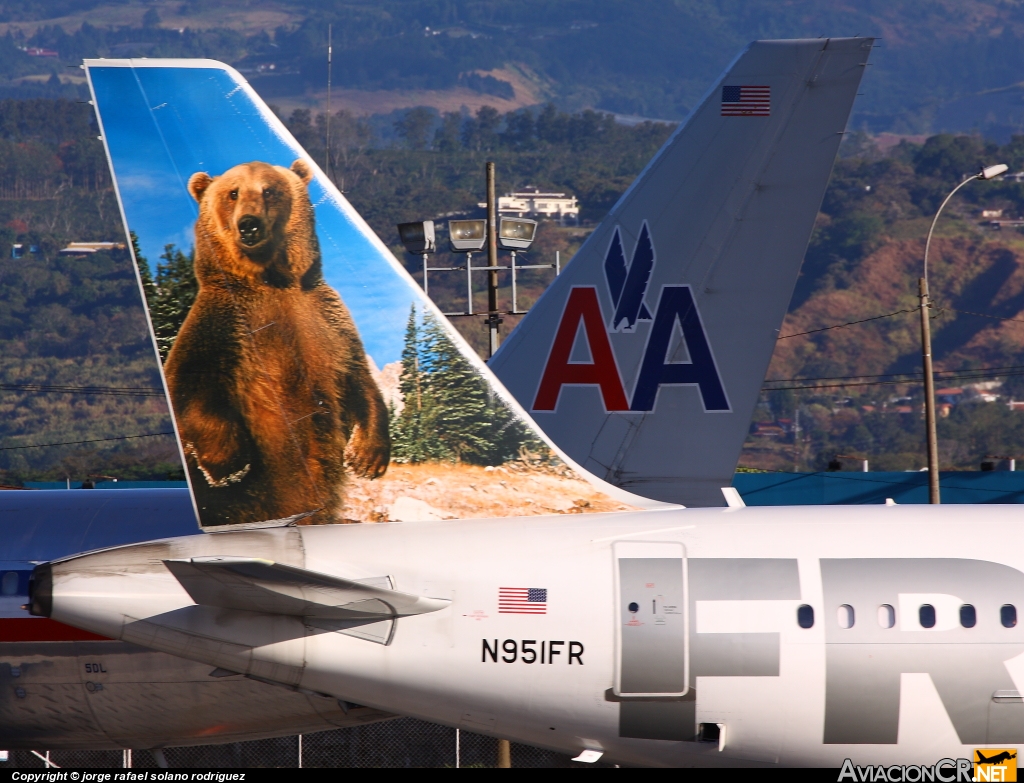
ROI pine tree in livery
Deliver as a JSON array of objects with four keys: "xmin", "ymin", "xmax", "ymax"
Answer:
[
  {"xmin": 391, "ymin": 305, "xmax": 437, "ymax": 463},
  {"xmin": 151, "ymin": 245, "xmax": 198, "ymax": 362},
  {"xmin": 390, "ymin": 305, "xmax": 545, "ymax": 465}
]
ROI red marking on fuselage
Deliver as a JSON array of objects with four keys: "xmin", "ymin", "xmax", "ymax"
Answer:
[
  {"xmin": 533, "ymin": 286, "xmax": 629, "ymax": 412},
  {"xmin": 196, "ymin": 724, "xmax": 231, "ymax": 736},
  {"xmin": 0, "ymin": 617, "xmax": 109, "ymax": 642}
]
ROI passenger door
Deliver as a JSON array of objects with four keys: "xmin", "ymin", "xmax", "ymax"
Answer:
[{"xmin": 613, "ymin": 541, "xmax": 688, "ymax": 697}]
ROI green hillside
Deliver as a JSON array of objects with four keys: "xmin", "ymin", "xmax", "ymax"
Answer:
[{"xmin": 747, "ymin": 134, "xmax": 1024, "ymax": 472}]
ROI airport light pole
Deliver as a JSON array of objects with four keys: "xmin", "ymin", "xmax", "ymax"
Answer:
[
  {"xmin": 920, "ymin": 163, "xmax": 1008, "ymax": 504},
  {"xmin": 485, "ymin": 162, "xmax": 501, "ymax": 357},
  {"xmin": 397, "ymin": 165, "xmax": 542, "ymax": 361}
]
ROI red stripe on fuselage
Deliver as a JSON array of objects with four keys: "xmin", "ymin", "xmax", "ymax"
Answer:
[{"xmin": 0, "ymin": 618, "xmax": 109, "ymax": 642}]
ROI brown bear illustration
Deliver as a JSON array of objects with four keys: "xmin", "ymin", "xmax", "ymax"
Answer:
[{"xmin": 165, "ymin": 159, "xmax": 390, "ymax": 526}]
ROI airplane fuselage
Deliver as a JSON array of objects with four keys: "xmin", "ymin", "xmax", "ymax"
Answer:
[
  {"xmin": 39, "ymin": 503, "xmax": 1024, "ymax": 766},
  {"xmin": 0, "ymin": 490, "xmax": 390, "ymax": 749}
]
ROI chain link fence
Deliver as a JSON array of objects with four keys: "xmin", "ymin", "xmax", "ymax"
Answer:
[{"xmin": 0, "ymin": 718, "xmax": 597, "ymax": 768}]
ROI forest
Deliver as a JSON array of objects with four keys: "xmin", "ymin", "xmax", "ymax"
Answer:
[{"xmin": 8, "ymin": 1, "xmax": 1024, "ymax": 138}]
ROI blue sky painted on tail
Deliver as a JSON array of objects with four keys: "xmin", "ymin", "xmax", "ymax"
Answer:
[{"xmin": 87, "ymin": 63, "xmax": 417, "ymax": 368}]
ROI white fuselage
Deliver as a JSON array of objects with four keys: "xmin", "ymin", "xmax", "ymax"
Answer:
[{"xmin": 45, "ymin": 503, "xmax": 1024, "ymax": 767}]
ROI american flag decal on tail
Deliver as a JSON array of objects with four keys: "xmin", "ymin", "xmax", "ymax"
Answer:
[
  {"xmin": 721, "ymin": 85, "xmax": 770, "ymax": 116},
  {"xmin": 499, "ymin": 587, "xmax": 547, "ymax": 614}
]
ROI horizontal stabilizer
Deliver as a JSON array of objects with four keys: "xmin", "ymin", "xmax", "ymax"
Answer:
[{"xmin": 164, "ymin": 557, "xmax": 450, "ymax": 620}]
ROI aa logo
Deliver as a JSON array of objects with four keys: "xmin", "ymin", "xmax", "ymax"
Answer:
[
  {"xmin": 975, "ymin": 749, "xmax": 1017, "ymax": 782},
  {"xmin": 533, "ymin": 222, "xmax": 729, "ymax": 413},
  {"xmin": 604, "ymin": 224, "xmax": 654, "ymax": 332}
]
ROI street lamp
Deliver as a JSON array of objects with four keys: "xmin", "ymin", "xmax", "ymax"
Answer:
[
  {"xmin": 920, "ymin": 162, "xmax": 1008, "ymax": 504},
  {"xmin": 499, "ymin": 217, "xmax": 537, "ymax": 314}
]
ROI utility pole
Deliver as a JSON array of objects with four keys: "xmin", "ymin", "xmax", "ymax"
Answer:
[
  {"xmin": 793, "ymin": 407, "xmax": 800, "ymax": 472},
  {"xmin": 497, "ymin": 738, "xmax": 511, "ymax": 768},
  {"xmin": 325, "ymin": 24, "xmax": 332, "ymax": 177},
  {"xmin": 489, "ymin": 164, "xmax": 508, "ymax": 762},
  {"xmin": 919, "ymin": 277, "xmax": 941, "ymax": 504},
  {"xmin": 485, "ymin": 161, "xmax": 502, "ymax": 358}
]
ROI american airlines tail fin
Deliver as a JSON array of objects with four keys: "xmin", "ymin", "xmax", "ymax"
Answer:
[
  {"xmin": 490, "ymin": 38, "xmax": 873, "ymax": 506},
  {"xmin": 84, "ymin": 57, "xmax": 657, "ymax": 529}
]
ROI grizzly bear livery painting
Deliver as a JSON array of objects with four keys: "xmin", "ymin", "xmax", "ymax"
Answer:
[
  {"xmin": 87, "ymin": 60, "xmax": 629, "ymax": 531},
  {"xmin": 168, "ymin": 159, "xmax": 390, "ymax": 526}
]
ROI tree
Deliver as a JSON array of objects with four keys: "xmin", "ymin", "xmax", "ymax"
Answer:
[
  {"xmin": 461, "ymin": 106, "xmax": 500, "ymax": 152},
  {"xmin": 535, "ymin": 103, "xmax": 568, "ymax": 144},
  {"xmin": 287, "ymin": 109, "xmax": 317, "ymax": 153},
  {"xmin": 434, "ymin": 111, "xmax": 462, "ymax": 152},
  {"xmin": 913, "ymin": 134, "xmax": 998, "ymax": 182},
  {"xmin": 394, "ymin": 107, "xmax": 434, "ymax": 151},
  {"xmin": 129, "ymin": 230, "xmax": 157, "ymax": 311},
  {"xmin": 391, "ymin": 305, "xmax": 436, "ymax": 462},
  {"xmin": 420, "ymin": 311, "xmax": 493, "ymax": 462},
  {"xmin": 150, "ymin": 244, "xmax": 197, "ymax": 362},
  {"xmin": 389, "ymin": 305, "xmax": 538, "ymax": 465},
  {"xmin": 501, "ymin": 109, "xmax": 534, "ymax": 149}
]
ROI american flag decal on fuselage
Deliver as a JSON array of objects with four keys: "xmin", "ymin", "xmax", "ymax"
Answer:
[
  {"xmin": 721, "ymin": 85, "xmax": 770, "ymax": 116},
  {"xmin": 499, "ymin": 587, "xmax": 547, "ymax": 614}
]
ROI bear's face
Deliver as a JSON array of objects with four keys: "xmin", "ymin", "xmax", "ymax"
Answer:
[{"xmin": 188, "ymin": 160, "xmax": 313, "ymax": 266}]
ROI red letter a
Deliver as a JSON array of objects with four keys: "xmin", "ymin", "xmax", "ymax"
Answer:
[{"xmin": 533, "ymin": 287, "xmax": 629, "ymax": 411}]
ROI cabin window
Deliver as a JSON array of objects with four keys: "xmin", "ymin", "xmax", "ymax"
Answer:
[
  {"xmin": 919, "ymin": 604, "xmax": 936, "ymax": 628},
  {"xmin": 0, "ymin": 571, "xmax": 16, "ymax": 596},
  {"xmin": 797, "ymin": 604, "xmax": 814, "ymax": 628},
  {"xmin": 960, "ymin": 604, "xmax": 976, "ymax": 628},
  {"xmin": 877, "ymin": 604, "xmax": 895, "ymax": 629},
  {"xmin": 1002, "ymin": 604, "xmax": 1017, "ymax": 628},
  {"xmin": 837, "ymin": 604, "xmax": 855, "ymax": 629}
]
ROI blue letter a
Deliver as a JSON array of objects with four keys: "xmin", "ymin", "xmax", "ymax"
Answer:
[{"xmin": 630, "ymin": 285, "xmax": 729, "ymax": 412}]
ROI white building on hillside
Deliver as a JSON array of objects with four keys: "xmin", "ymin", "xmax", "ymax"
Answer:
[{"xmin": 478, "ymin": 188, "xmax": 580, "ymax": 224}]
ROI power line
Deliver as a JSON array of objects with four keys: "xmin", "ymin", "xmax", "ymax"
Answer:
[
  {"xmin": 0, "ymin": 431, "xmax": 176, "ymax": 452},
  {"xmin": 0, "ymin": 383, "xmax": 164, "ymax": 397},
  {"xmin": 777, "ymin": 306, "xmax": 919, "ymax": 339},
  {"xmin": 937, "ymin": 306, "xmax": 1024, "ymax": 325},
  {"xmin": 764, "ymin": 364, "xmax": 1024, "ymax": 392},
  {"xmin": 778, "ymin": 300, "xmax": 1024, "ymax": 343},
  {"xmin": 765, "ymin": 363, "xmax": 1024, "ymax": 385}
]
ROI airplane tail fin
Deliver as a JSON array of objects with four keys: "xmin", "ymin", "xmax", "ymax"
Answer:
[
  {"xmin": 84, "ymin": 58, "xmax": 657, "ymax": 530},
  {"xmin": 490, "ymin": 38, "xmax": 874, "ymax": 506}
]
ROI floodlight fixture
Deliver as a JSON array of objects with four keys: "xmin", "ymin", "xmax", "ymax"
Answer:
[
  {"xmin": 397, "ymin": 220, "xmax": 436, "ymax": 255},
  {"xmin": 498, "ymin": 217, "xmax": 538, "ymax": 250},
  {"xmin": 448, "ymin": 219, "xmax": 487, "ymax": 252}
]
